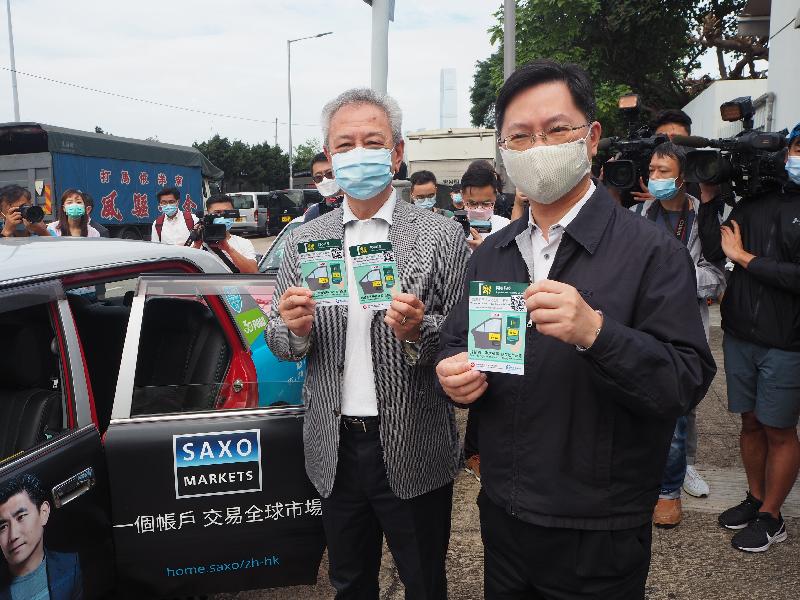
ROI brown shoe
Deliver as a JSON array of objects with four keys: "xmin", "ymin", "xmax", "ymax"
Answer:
[
  {"xmin": 653, "ymin": 497, "xmax": 682, "ymax": 528},
  {"xmin": 464, "ymin": 454, "xmax": 481, "ymax": 482}
]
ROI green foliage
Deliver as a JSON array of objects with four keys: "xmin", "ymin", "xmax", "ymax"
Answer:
[
  {"xmin": 292, "ymin": 138, "xmax": 322, "ymax": 173},
  {"xmin": 193, "ymin": 134, "xmax": 289, "ymax": 192},
  {"xmin": 471, "ymin": 0, "xmax": 752, "ymax": 135}
]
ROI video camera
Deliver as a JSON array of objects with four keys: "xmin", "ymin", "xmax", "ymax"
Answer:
[
  {"xmin": 672, "ymin": 97, "xmax": 787, "ymax": 204},
  {"xmin": 599, "ymin": 94, "xmax": 669, "ymax": 190},
  {"xmin": 186, "ymin": 209, "xmax": 239, "ymax": 244}
]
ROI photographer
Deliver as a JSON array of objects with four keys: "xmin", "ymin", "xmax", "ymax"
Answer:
[
  {"xmin": 0, "ymin": 185, "xmax": 48, "ymax": 238},
  {"xmin": 697, "ymin": 123, "xmax": 800, "ymax": 553},
  {"xmin": 631, "ymin": 142, "xmax": 726, "ymax": 526},
  {"xmin": 192, "ymin": 193, "xmax": 258, "ymax": 273}
]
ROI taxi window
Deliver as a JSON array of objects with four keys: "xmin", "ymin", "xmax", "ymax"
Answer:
[
  {"xmin": 112, "ymin": 276, "xmax": 305, "ymax": 421},
  {"xmin": 230, "ymin": 194, "xmax": 255, "ymax": 210},
  {"xmin": 0, "ymin": 282, "xmax": 72, "ymax": 462}
]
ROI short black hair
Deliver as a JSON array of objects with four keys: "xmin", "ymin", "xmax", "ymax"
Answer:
[
  {"xmin": 206, "ymin": 193, "xmax": 234, "ymax": 211},
  {"xmin": 157, "ymin": 187, "xmax": 181, "ymax": 201},
  {"xmin": 652, "ymin": 142, "xmax": 687, "ymax": 174},
  {"xmin": 409, "ymin": 170, "xmax": 437, "ymax": 190},
  {"xmin": 495, "ymin": 59, "xmax": 596, "ymax": 134},
  {"xmin": 0, "ymin": 473, "xmax": 48, "ymax": 509},
  {"xmin": 310, "ymin": 152, "xmax": 329, "ymax": 172},
  {"xmin": 450, "ymin": 184, "xmax": 462, "ymax": 193},
  {"xmin": 461, "ymin": 160, "xmax": 502, "ymax": 193},
  {"xmin": 652, "ymin": 109, "xmax": 692, "ymax": 135},
  {"xmin": 0, "ymin": 184, "xmax": 31, "ymax": 208}
]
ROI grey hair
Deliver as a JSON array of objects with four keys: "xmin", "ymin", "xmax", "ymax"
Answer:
[{"xmin": 321, "ymin": 87, "xmax": 403, "ymax": 147}]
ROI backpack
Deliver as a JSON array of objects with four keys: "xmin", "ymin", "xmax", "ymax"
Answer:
[{"xmin": 155, "ymin": 211, "xmax": 194, "ymax": 241}]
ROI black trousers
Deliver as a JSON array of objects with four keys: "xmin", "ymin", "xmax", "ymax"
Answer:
[
  {"xmin": 464, "ymin": 408, "xmax": 479, "ymax": 458},
  {"xmin": 478, "ymin": 491, "xmax": 651, "ymax": 600},
  {"xmin": 320, "ymin": 420, "xmax": 453, "ymax": 600}
]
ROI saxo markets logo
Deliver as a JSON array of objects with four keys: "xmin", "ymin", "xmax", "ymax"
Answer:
[{"xmin": 173, "ymin": 430, "xmax": 262, "ymax": 499}]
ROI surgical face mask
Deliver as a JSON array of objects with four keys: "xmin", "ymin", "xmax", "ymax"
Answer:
[
  {"xmin": 467, "ymin": 206, "xmax": 493, "ymax": 222},
  {"xmin": 647, "ymin": 177, "xmax": 682, "ymax": 201},
  {"xmin": 331, "ymin": 146, "xmax": 394, "ymax": 201},
  {"xmin": 499, "ymin": 132, "xmax": 591, "ymax": 205},
  {"xmin": 315, "ymin": 176, "xmax": 340, "ymax": 198},
  {"xmin": 160, "ymin": 203, "xmax": 179, "ymax": 217},
  {"xmin": 414, "ymin": 197, "xmax": 436, "ymax": 210},
  {"xmin": 787, "ymin": 156, "xmax": 800, "ymax": 185},
  {"xmin": 451, "ymin": 193, "xmax": 463, "ymax": 207},
  {"xmin": 213, "ymin": 217, "xmax": 233, "ymax": 231},
  {"xmin": 64, "ymin": 204, "xmax": 86, "ymax": 219}
]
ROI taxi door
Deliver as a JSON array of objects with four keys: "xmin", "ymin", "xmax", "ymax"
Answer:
[
  {"xmin": 103, "ymin": 274, "xmax": 324, "ymax": 597},
  {"xmin": 0, "ymin": 280, "xmax": 115, "ymax": 599}
]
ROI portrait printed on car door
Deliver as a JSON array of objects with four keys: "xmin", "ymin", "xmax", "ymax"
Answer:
[{"xmin": 0, "ymin": 473, "xmax": 83, "ymax": 600}]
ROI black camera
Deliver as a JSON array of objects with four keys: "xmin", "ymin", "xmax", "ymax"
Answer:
[
  {"xmin": 188, "ymin": 209, "xmax": 239, "ymax": 244},
  {"xmin": 19, "ymin": 204, "xmax": 45, "ymax": 224},
  {"xmin": 599, "ymin": 94, "xmax": 669, "ymax": 191},
  {"xmin": 674, "ymin": 97, "xmax": 787, "ymax": 203}
]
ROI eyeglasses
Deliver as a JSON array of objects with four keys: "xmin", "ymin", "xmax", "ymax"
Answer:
[
  {"xmin": 499, "ymin": 123, "xmax": 590, "ymax": 151},
  {"xmin": 312, "ymin": 170, "xmax": 334, "ymax": 184},
  {"xmin": 464, "ymin": 200, "xmax": 495, "ymax": 209}
]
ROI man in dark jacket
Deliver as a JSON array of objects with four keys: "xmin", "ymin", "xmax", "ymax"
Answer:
[
  {"xmin": 696, "ymin": 123, "xmax": 800, "ymax": 553},
  {"xmin": 436, "ymin": 59, "xmax": 715, "ymax": 598}
]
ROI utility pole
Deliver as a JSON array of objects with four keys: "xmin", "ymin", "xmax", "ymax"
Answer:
[
  {"xmin": 503, "ymin": 0, "xmax": 516, "ymax": 81},
  {"xmin": 6, "ymin": 0, "xmax": 20, "ymax": 121},
  {"xmin": 368, "ymin": 0, "xmax": 391, "ymax": 94},
  {"xmin": 274, "ymin": 117, "xmax": 278, "ymax": 147}
]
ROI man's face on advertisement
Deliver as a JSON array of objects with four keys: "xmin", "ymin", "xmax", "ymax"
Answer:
[{"xmin": 0, "ymin": 491, "xmax": 49, "ymax": 576}]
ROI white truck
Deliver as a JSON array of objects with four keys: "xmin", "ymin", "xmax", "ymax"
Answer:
[{"xmin": 405, "ymin": 127, "xmax": 497, "ymax": 187}]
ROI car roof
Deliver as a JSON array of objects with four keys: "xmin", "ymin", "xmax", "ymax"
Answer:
[{"xmin": 0, "ymin": 237, "xmax": 229, "ymax": 286}]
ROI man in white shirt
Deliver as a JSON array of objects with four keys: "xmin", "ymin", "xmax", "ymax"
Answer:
[
  {"xmin": 150, "ymin": 187, "xmax": 198, "ymax": 245},
  {"xmin": 459, "ymin": 160, "xmax": 511, "ymax": 252},
  {"xmin": 192, "ymin": 194, "xmax": 258, "ymax": 273},
  {"xmin": 266, "ymin": 88, "xmax": 468, "ymax": 600}
]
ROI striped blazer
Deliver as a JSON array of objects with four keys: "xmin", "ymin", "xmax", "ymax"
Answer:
[{"xmin": 266, "ymin": 197, "xmax": 469, "ymax": 499}]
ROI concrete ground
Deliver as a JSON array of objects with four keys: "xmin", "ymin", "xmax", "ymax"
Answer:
[{"xmin": 219, "ymin": 282, "xmax": 800, "ymax": 598}]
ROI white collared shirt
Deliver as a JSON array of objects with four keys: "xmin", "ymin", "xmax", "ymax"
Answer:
[
  {"xmin": 528, "ymin": 180, "xmax": 595, "ymax": 282},
  {"xmin": 150, "ymin": 212, "xmax": 198, "ymax": 245},
  {"xmin": 339, "ymin": 191, "xmax": 397, "ymax": 416}
]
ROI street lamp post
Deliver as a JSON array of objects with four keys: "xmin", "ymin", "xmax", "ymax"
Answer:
[
  {"xmin": 5, "ymin": 0, "xmax": 20, "ymax": 121},
  {"xmin": 287, "ymin": 31, "xmax": 332, "ymax": 189}
]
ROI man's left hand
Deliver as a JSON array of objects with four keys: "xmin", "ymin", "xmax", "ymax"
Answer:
[
  {"xmin": 385, "ymin": 293, "xmax": 424, "ymax": 342},
  {"xmin": 525, "ymin": 279, "xmax": 603, "ymax": 348},
  {"xmin": 721, "ymin": 220, "xmax": 755, "ymax": 268}
]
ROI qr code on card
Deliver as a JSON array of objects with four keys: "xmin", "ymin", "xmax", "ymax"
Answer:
[
  {"xmin": 510, "ymin": 295, "xmax": 525, "ymax": 311},
  {"xmin": 330, "ymin": 248, "xmax": 343, "ymax": 259},
  {"xmin": 383, "ymin": 251, "xmax": 395, "ymax": 263}
]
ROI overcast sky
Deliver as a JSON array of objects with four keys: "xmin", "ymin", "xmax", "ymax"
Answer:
[{"xmin": 1, "ymin": 0, "xmax": 498, "ymax": 150}]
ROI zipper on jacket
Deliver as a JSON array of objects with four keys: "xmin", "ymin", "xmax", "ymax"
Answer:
[{"xmin": 750, "ymin": 220, "xmax": 777, "ymax": 338}]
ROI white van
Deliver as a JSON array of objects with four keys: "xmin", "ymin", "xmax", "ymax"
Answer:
[{"xmin": 227, "ymin": 192, "xmax": 259, "ymax": 235}]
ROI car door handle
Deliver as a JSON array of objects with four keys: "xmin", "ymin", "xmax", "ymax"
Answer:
[{"xmin": 52, "ymin": 467, "xmax": 95, "ymax": 508}]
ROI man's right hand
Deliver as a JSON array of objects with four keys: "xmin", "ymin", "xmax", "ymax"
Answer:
[
  {"xmin": 435, "ymin": 352, "xmax": 487, "ymax": 404},
  {"xmin": 1, "ymin": 206, "xmax": 22, "ymax": 237},
  {"xmin": 278, "ymin": 287, "xmax": 316, "ymax": 337}
]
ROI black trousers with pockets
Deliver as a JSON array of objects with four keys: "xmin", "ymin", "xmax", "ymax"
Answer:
[
  {"xmin": 321, "ymin": 421, "xmax": 453, "ymax": 600},
  {"xmin": 478, "ymin": 490, "xmax": 651, "ymax": 600}
]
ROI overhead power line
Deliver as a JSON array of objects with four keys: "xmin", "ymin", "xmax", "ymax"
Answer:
[{"xmin": 0, "ymin": 66, "xmax": 320, "ymax": 127}]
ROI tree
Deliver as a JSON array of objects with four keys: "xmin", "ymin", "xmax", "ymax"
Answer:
[
  {"xmin": 470, "ymin": 0, "xmax": 760, "ymax": 134},
  {"xmin": 292, "ymin": 138, "xmax": 322, "ymax": 174},
  {"xmin": 193, "ymin": 135, "xmax": 290, "ymax": 192}
]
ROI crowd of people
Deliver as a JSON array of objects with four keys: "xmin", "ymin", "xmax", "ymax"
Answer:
[{"xmin": 1, "ymin": 55, "xmax": 799, "ymax": 599}]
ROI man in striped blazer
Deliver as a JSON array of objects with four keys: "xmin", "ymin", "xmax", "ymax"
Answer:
[{"xmin": 266, "ymin": 88, "xmax": 469, "ymax": 600}]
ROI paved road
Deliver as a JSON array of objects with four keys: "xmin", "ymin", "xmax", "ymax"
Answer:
[{"xmin": 216, "ymin": 298, "xmax": 800, "ymax": 599}]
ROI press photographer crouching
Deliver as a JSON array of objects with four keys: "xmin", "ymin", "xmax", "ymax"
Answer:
[
  {"xmin": 696, "ymin": 121, "xmax": 800, "ymax": 553},
  {"xmin": 190, "ymin": 193, "xmax": 258, "ymax": 273},
  {"xmin": 0, "ymin": 185, "xmax": 48, "ymax": 238}
]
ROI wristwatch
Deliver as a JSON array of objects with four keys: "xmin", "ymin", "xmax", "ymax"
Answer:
[
  {"xmin": 575, "ymin": 310, "xmax": 604, "ymax": 352},
  {"xmin": 401, "ymin": 338, "xmax": 421, "ymax": 364}
]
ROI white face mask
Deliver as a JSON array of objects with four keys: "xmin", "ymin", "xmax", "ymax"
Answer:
[
  {"xmin": 500, "ymin": 132, "xmax": 592, "ymax": 205},
  {"xmin": 315, "ymin": 176, "xmax": 340, "ymax": 198}
]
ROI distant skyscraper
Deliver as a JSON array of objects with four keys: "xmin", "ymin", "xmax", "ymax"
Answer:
[{"xmin": 440, "ymin": 68, "xmax": 457, "ymax": 129}]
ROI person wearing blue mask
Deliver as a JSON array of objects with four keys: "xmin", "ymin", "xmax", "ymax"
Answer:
[
  {"xmin": 696, "ymin": 122, "xmax": 800, "ymax": 553},
  {"xmin": 449, "ymin": 183, "xmax": 463, "ymax": 211},
  {"xmin": 410, "ymin": 170, "xmax": 452, "ymax": 216},
  {"xmin": 151, "ymin": 187, "xmax": 197, "ymax": 245},
  {"xmin": 192, "ymin": 193, "xmax": 257, "ymax": 273},
  {"xmin": 46, "ymin": 189, "xmax": 102, "ymax": 237},
  {"xmin": 630, "ymin": 142, "xmax": 726, "ymax": 529},
  {"xmin": 267, "ymin": 87, "xmax": 468, "ymax": 600}
]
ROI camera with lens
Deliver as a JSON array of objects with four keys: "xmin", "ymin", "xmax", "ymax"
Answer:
[
  {"xmin": 188, "ymin": 209, "xmax": 239, "ymax": 244},
  {"xmin": 19, "ymin": 204, "xmax": 45, "ymax": 224},
  {"xmin": 673, "ymin": 97, "xmax": 787, "ymax": 204},
  {"xmin": 599, "ymin": 94, "xmax": 669, "ymax": 192}
]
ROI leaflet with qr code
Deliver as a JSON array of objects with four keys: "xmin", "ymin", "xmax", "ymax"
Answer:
[
  {"xmin": 297, "ymin": 239, "xmax": 349, "ymax": 305},
  {"xmin": 468, "ymin": 281, "xmax": 528, "ymax": 375}
]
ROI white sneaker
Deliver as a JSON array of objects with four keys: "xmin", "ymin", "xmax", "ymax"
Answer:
[{"xmin": 683, "ymin": 465, "xmax": 710, "ymax": 498}]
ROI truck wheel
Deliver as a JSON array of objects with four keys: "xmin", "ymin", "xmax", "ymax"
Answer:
[{"xmin": 117, "ymin": 226, "xmax": 143, "ymax": 240}]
